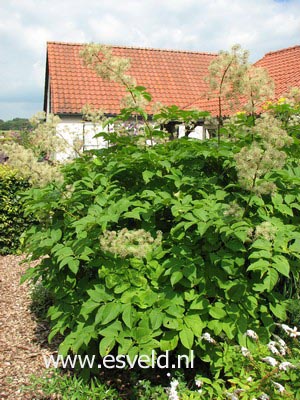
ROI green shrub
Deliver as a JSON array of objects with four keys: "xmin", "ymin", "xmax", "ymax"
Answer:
[
  {"xmin": 21, "ymin": 124, "xmax": 300, "ymax": 369},
  {"xmin": 0, "ymin": 165, "xmax": 32, "ymax": 254}
]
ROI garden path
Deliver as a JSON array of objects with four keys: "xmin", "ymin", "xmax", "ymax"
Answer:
[{"xmin": 0, "ymin": 255, "xmax": 54, "ymax": 399}]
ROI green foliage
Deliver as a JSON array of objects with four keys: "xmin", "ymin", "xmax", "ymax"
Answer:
[
  {"xmin": 0, "ymin": 117, "xmax": 32, "ymax": 131},
  {"xmin": 0, "ymin": 165, "xmax": 32, "ymax": 254},
  {"xmin": 25, "ymin": 370, "xmax": 119, "ymax": 399},
  {"xmin": 21, "ymin": 110, "xmax": 300, "ymax": 370}
]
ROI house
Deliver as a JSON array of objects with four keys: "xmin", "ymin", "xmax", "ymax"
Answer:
[
  {"xmin": 44, "ymin": 42, "xmax": 218, "ymax": 158},
  {"xmin": 44, "ymin": 42, "xmax": 300, "ymax": 158}
]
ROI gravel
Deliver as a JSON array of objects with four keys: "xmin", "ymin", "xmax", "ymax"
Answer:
[{"xmin": 0, "ymin": 255, "xmax": 54, "ymax": 399}]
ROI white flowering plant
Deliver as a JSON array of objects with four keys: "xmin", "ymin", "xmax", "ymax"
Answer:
[{"xmin": 163, "ymin": 325, "xmax": 300, "ymax": 399}]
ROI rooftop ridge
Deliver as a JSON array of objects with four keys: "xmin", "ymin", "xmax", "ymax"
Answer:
[
  {"xmin": 264, "ymin": 45, "xmax": 300, "ymax": 57},
  {"xmin": 47, "ymin": 41, "xmax": 217, "ymax": 56}
]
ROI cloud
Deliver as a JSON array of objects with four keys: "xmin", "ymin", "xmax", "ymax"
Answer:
[{"xmin": 0, "ymin": 0, "xmax": 300, "ymax": 120}]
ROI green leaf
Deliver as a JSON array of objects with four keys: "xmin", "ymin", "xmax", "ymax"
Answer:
[
  {"xmin": 184, "ymin": 314, "xmax": 204, "ymax": 337},
  {"xmin": 149, "ymin": 309, "xmax": 164, "ymax": 330},
  {"xmin": 277, "ymin": 204, "xmax": 293, "ymax": 216},
  {"xmin": 272, "ymin": 255, "xmax": 290, "ymax": 277},
  {"xmin": 142, "ymin": 170, "xmax": 155, "ymax": 184},
  {"xmin": 114, "ymin": 282, "xmax": 131, "ymax": 294},
  {"xmin": 226, "ymin": 283, "xmax": 246, "ymax": 301},
  {"xmin": 264, "ymin": 269, "xmax": 279, "ymax": 292},
  {"xmin": 51, "ymin": 228, "xmax": 62, "ymax": 243},
  {"xmin": 272, "ymin": 193, "xmax": 283, "ymax": 206},
  {"xmin": 55, "ymin": 246, "xmax": 73, "ymax": 262},
  {"xmin": 87, "ymin": 286, "xmax": 114, "ymax": 303},
  {"xmin": 80, "ymin": 300, "xmax": 100, "ymax": 319},
  {"xmin": 20, "ymin": 267, "xmax": 36, "ymax": 284},
  {"xmin": 289, "ymin": 239, "xmax": 300, "ymax": 254},
  {"xmin": 170, "ymin": 271, "xmax": 183, "ymax": 286},
  {"xmin": 101, "ymin": 302, "xmax": 121, "ymax": 325},
  {"xmin": 160, "ymin": 331, "xmax": 178, "ymax": 351},
  {"xmin": 179, "ymin": 327, "xmax": 194, "ymax": 349},
  {"xmin": 122, "ymin": 304, "xmax": 134, "ymax": 329},
  {"xmin": 99, "ymin": 321, "xmax": 122, "ymax": 336},
  {"xmin": 270, "ymin": 302, "xmax": 286, "ymax": 320},
  {"xmin": 209, "ymin": 305, "xmax": 227, "ymax": 320},
  {"xmin": 99, "ymin": 336, "xmax": 115, "ymax": 357},
  {"xmin": 247, "ymin": 259, "xmax": 270, "ymax": 272},
  {"xmin": 68, "ymin": 258, "xmax": 80, "ymax": 274}
]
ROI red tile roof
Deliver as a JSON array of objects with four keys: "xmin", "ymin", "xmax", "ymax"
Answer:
[
  {"xmin": 45, "ymin": 42, "xmax": 217, "ymax": 116},
  {"xmin": 45, "ymin": 42, "xmax": 300, "ymax": 117},
  {"xmin": 187, "ymin": 45, "xmax": 300, "ymax": 114},
  {"xmin": 255, "ymin": 45, "xmax": 300, "ymax": 100}
]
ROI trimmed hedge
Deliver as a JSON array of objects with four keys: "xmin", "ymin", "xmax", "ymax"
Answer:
[{"xmin": 0, "ymin": 165, "xmax": 32, "ymax": 255}]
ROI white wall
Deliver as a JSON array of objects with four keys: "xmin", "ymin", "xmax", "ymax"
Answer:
[
  {"xmin": 54, "ymin": 118, "xmax": 209, "ymax": 161},
  {"xmin": 178, "ymin": 124, "xmax": 209, "ymax": 140},
  {"xmin": 55, "ymin": 117, "xmax": 108, "ymax": 161}
]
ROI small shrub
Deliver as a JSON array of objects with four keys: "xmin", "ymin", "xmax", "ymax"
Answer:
[{"xmin": 30, "ymin": 281, "xmax": 53, "ymax": 320}]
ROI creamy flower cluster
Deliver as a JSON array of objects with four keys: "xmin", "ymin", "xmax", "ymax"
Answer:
[
  {"xmin": 80, "ymin": 44, "xmax": 135, "ymax": 88},
  {"xmin": 99, "ymin": 228, "xmax": 162, "ymax": 258},
  {"xmin": 234, "ymin": 112, "xmax": 293, "ymax": 195}
]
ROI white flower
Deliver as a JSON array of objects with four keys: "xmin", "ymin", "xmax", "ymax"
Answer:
[
  {"xmin": 259, "ymin": 394, "xmax": 269, "ymax": 400},
  {"xmin": 247, "ymin": 376, "xmax": 253, "ymax": 382},
  {"xmin": 168, "ymin": 379, "xmax": 179, "ymax": 400},
  {"xmin": 246, "ymin": 329, "xmax": 258, "ymax": 340},
  {"xmin": 279, "ymin": 361, "xmax": 295, "ymax": 371},
  {"xmin": 170, "ymin": 379, "xmax": 179, "ymax": 389},
  {"xmin": 241, "ymin": 346, "xmax": 251, "ymax": 357},
  {"xmin": 277, "ymin": 337, "xmax": 286, "ymax": 348},
  {"xmin": 195, "ymin": 379, "xmax": 203, "ymax": 388},
  {"xmin": 288, "ymin": 326, "xmax": 300, "ymax": 338},
  {"xmin": 281, "ymin": 324, "xmax": 291, "ymax": 333},
  {"xmin": 273, "ymin": 335, "xmax": 287, "ymax": 355},
  {"xmin": 234, "ymin": 389, "xmax": 244, "ymax": 394},
  {"xmin": 226, "ymin": 393, "xmax": 239, "ymax": 400},
  {"xmin": 201, "ymin": 332, "xmax": 216, "ymax": 344},
  {"xmin": 261, "ymin": 356, "xmax": 278, "ymax": 367},
  {"xmin": 272, "ymin": 381, "xmax": 285, "ymax": 394},
  {"xmin": 267, "ymin": 341, "xmax": 279, "ymax": 355},
  {"xmin": 281, "ymin": 324, "xmax": 300, "ymax": 337},
  {"xmin": 279, "ymin": 345, "xmax": 286, "ymax": 356}
]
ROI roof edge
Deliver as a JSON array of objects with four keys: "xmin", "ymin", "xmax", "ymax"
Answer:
[
  {"xmin": 46, "ymin": 41, "xmax": 217, "ymax": 56},
  {"xmin": 263, "ymin": 45, "xmax": 300, "ymax": 57}
]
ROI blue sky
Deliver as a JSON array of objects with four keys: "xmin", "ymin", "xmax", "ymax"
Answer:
[{"xmin": 0, "ymin": 0, "xmax": 299, "ymax": 121}]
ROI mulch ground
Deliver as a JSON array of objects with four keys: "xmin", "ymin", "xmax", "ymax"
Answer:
[{"xmin": 0, "ymin": 255, "xmax": 55, "ymax": 399}]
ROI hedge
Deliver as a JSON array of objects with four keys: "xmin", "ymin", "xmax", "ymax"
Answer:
[{"xmin": 0, "ymin": 165, "xmax": 32, "ymax": 255}]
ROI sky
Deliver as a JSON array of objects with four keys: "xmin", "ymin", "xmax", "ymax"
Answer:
[{"xmin": 0, "ymin": 0, "xmax": 299, "ymax": 121}]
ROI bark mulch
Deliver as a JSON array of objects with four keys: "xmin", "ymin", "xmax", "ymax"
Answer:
[{"xmin": 0, "ymin": 255, "xmax": 55, "ymax": 399}]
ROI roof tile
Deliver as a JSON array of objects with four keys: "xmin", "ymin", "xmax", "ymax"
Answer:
[
  {"xmin": 46, "ymin": 42, "xmax": 300, "ymax": 116},
  {"xmin": 255, "ymin": 45, "xmax": 300, "ymax": 99},
  {"xmin": 46, "ymin": 42, "xmax": 216, "ymax": 115}
]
